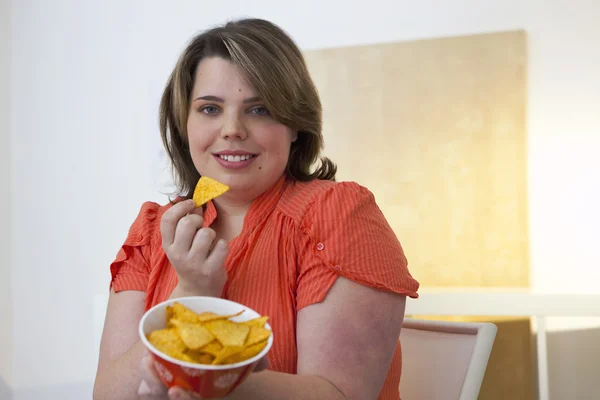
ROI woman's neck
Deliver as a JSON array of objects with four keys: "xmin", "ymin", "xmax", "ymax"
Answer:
[
  {"xmin": 212, "ymin": 195, "xmax": 252, "ymax": 218},
  {"xmin": 210, "ymin": 196, "xmax": 252, "ymax": 243}
]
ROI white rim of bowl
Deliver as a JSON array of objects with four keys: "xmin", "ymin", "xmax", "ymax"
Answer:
[{"xmin": 138, "ymin": 296, "xmax": 274, "ymax": 370}]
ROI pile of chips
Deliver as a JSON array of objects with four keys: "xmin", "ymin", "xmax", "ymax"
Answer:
[{"xmin": 147, "ymin": 302, "xmax": 271, "ymax": 365}]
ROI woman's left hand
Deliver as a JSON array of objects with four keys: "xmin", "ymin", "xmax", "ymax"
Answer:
[{"xmin": 138, "ymin": 351, "xmax": 269, "ymax": 400}]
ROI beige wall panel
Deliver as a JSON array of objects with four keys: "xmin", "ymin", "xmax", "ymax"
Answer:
[{"xmin": 304, "ymin": 31, "xmax": 528, "ymax": 287}]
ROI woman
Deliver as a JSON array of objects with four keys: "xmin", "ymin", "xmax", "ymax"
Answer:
[{"xmin": 93, "ymin": 18, "xmax": 419, "ymax": 400}]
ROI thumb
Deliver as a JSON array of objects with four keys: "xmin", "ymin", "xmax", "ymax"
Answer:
[{"xmin": 253, "ymin": 356, "xmax": 270, "ymax": 372}]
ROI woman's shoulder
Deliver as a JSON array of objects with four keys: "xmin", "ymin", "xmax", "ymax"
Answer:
[
  {"xmin": 138, "ymin": 198, "xmax": 180, "ymax": 216},
  {"xmin": 135, "ymin": 198, "xmax": 179, "ymax": 221},
  {"xmin": 279, "ymin": 179, "xmax": 375, "ymax": 220},
  {"xmin": 125, "ymin": 198, "xmax": 181, "ymax": 241}
]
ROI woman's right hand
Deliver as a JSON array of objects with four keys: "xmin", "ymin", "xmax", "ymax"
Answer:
[{"xmin": 160, "ymin": 199, "xmax": 228, "ymax": 297}]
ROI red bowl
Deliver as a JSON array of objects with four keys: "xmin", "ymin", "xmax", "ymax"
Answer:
[{"xmin": 139, "ymin": 296, "xmax": 273, "ymax": 398}]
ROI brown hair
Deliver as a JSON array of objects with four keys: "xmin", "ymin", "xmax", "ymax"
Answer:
[{"xmin": 159, "ymin": 18, "xmax": 337, "ymax": 199}]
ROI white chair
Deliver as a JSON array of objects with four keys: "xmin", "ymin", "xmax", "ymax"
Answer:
[{"xmin": 399, "ymin": 318, "xmax": 497, "ymax": 400}]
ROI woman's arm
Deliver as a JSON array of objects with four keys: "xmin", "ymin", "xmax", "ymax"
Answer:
[
  {"xmin": 226, "ymin": 277, "xmax": 406, "ymax": 400},
  {"xmin": 93, "ymin": 289, "xmax": 147, "ymax": 400},
  {"xmin": 93, "ymin": 285, "xmax": 207, "ymax": 400},
  {"xmin": 94, "ymin": 198, "xmax": 230, "ymax": 399}
]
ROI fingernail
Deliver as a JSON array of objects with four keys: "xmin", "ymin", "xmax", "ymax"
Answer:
[
  {"xmin": 200, "ymin": 229, "xmax": 212, "ymax": 238},
  {"xmin": 138, "ymin": 381, "xmax": 150, "ymax": 395}
]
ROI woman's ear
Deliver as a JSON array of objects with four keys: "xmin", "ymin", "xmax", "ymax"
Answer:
[{"xmin": 291, "ymin": 130, "xmax": 298, "ymax": 142}]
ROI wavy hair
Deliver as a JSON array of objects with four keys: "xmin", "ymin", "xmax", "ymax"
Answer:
[{"xmin": 159, "ymin": 18, "xmax": 337, "ymax": 198}]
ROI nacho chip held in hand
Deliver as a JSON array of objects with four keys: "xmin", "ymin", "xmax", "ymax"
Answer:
[
  {"xmin": 147, "ymin": 302, "xmax": 271, "ymax": 366},
  {"xmin": 192, "ymin": 176, "xmax": 230, "ymax": 207}
]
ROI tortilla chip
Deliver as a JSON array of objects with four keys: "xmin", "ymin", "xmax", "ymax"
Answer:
[
  {"xmin": 197, "ymin": 310, "xmax": 244, "ymax": 323},
  {"xmin": 147, "ymin": 329, "xmax": 186, "ymax": 357},
  {"xmin": 171, "ymin": 319, "xmax": 215, "ymax": 350},
  {"xmin": 212, "ymin": 346, "xmax": 244, "ymax": 365},
  {"xmin": 186, "ymin": 350, "xmax": 215, "ymax": 365},
  {"xmin": 245, "ymin": 326, "xmax": 271, "ymax": 347},
  {"xmin": 170, "ymin": 302, "xmax": 200, "ymax": 324},
  {"xmin": 199, "ymin": 340, "xmax": 224, "ymax": 357},
  {"xmin": 193, "ymin": 176, "xmax": 230, "ymax": 207},
  {"xmin": 242, "ymin": 340, "xmax": 268, "ymax": 359},
  {"xmin": 226, "ymin": 340, "xmax": 268, "ymax": 364},
  {"xmin": 242, "ymin": 316, "xmax": 269, "ymax": 329},
  {"xmin": 205, "ymin": 319, "xmax": 250, "ymax": 347},
  {"xmin": 166, "ymin": 305, "xmax": 175, "ymax": 328}
]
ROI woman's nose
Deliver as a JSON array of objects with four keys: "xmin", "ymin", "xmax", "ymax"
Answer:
[{"xmin": 220, "ymin": 115, "xmax": 248, "ymax": 140}]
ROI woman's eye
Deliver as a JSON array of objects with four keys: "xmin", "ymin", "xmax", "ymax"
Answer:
[
  {"xmin": 201, "ymin": 105, "xmax": 219, "ymax": 114},
  {"xmin": 250, "ymin": 106, "xmax": 270, "ymax": 116}
]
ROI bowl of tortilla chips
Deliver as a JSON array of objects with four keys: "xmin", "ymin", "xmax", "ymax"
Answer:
[{"xmin": 139, "ymin": 297, "xmax": 273, "ymax": 398}]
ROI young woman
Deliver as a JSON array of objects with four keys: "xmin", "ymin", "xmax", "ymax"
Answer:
[{"xmin": 93, "ymin": 18, "xmax": 419, "ymax": 400}]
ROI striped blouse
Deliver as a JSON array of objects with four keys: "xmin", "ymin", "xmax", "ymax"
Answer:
[{"xmin": 110, "ymin": 176, "xmax": 420, "ymax": 399}]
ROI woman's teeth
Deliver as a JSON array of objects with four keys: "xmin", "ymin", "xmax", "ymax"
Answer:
[{"xmin": 219, "ymin": 154, "xmax": 254, "ymax": 162}]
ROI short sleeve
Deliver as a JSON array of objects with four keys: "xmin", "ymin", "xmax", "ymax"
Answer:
[
  {"xmin": 109, "ymin": 202, "xmax": 160, "ymax": 293},
  {"xmin": 296, "ymin": 182, "xmax": 419, "ymax": 311}
]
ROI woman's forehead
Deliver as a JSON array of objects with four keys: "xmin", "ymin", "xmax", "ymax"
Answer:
[{"xmin": 193, "ymin": 57, "xmax": 257, "ymax": 99}]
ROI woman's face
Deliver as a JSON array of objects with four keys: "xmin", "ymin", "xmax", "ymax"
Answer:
[{"xmin": 187, "ymin": 57, "xmax": 296, "ymax": 203}]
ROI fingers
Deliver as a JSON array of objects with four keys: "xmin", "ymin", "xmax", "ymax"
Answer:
[
  {"xmin": 189, "ymin": 228, "xmax": 219, "ymax": 260},
  {"xmin": 138, "ymin": 381, "xmax": 160, "ymax": 400},
  {"xmin": 168, "ymin": 386, "xmax": 204, "ymax": 399},
  {"xmin": 138, "ymin": 353, "xmax": 168, "ymax": 398},
  {"xmin": 140, "ymin": 355, "xmax": 166, "ymax": 392},
  {"xmin": 172, "ymin": 214, "xmax": 205, "ymax": 253},
  {"xmin": 161, "ymin": 199, "xmax": 196, "ymax": 247},
  {"xmin": 138, "ymin": 353, "xmax": 207, "ymax": 400},
  {"xmin": 160, "ymin": 197, "xmax": 226, "ymax": 296},
  {"xmin": 203, "ymin": 239, "xmax": 229, "ymax": 270}
]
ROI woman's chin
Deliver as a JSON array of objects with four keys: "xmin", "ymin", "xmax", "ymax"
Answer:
[{"xmin": 219, "ymin": 180, "xmax": 257, "ymax": 199}]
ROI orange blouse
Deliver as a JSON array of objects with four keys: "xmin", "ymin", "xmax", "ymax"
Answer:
[{"xmin": 110, "ymin": 177, "xmax": 419, "ymax": 399}]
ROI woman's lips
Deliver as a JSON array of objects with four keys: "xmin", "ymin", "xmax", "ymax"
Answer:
[{"xmin": 213, "ymin": 153, "xmax": 257, "ymax": 169}]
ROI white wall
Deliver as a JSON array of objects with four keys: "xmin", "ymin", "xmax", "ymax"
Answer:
[
  {"xmin": 9, "ymin": 0, "xmax": 600, "ymax": 398},
  {"xmin": 526, "ymin": 0, "xmax": 600, "ymax": 296},
  {"xmin": 1, "ymin": 0, "xmax": 13, "ymax": 397}
]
